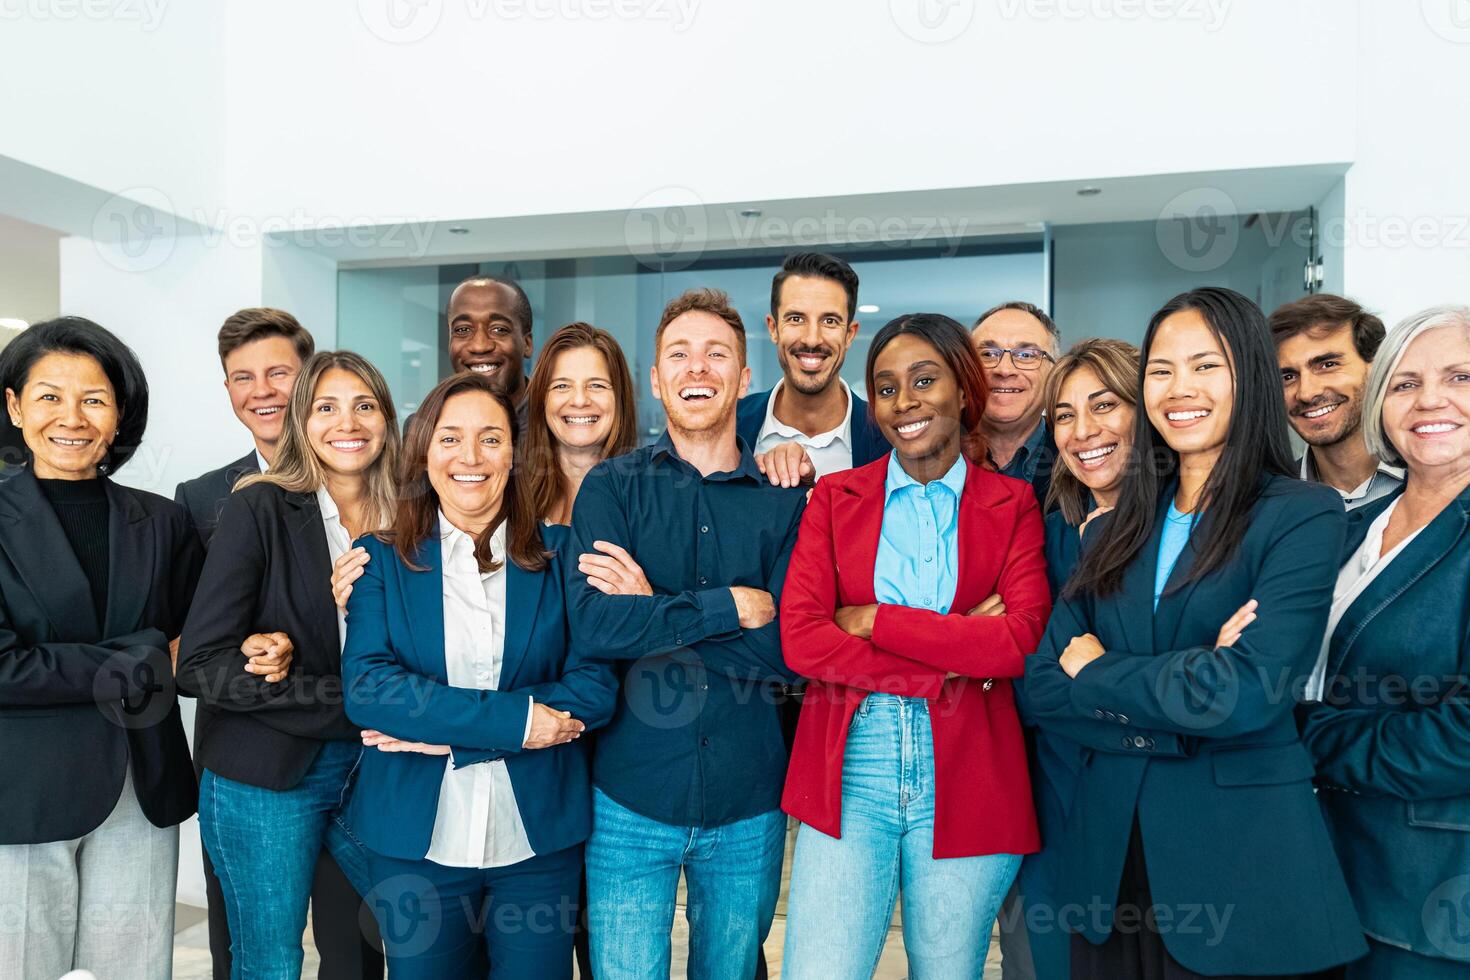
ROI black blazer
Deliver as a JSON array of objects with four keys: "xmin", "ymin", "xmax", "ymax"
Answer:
[
  {"xmin": 1021, "ymin": 475, "xmax": 1366, "ymax": 975},
  {"xmin": 734, "ymin": 386, "xmax": 891, "ymax": 469},
  {"xmin": 0, "ymin": 467, "xmax": 202, "ymax": 844},
  {"xmin": 177, "ymin": 481, "xmax": 358, "ymax": 791},
  {"xmin": 174, "ymin": 449, "xmax": 259, "ymax": 549}
]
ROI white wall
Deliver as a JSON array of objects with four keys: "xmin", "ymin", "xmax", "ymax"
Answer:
[{"xmin": 0, "ymin": 214, "xmax": 60, "ymax": 324}]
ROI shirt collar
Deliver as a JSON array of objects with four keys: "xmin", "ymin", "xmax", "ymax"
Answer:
[
  {"xmin": 884, "ymin": 450, "xmax": 968, "ymax": 501},
  {"xmin": 256, "ymin": 449, "xmax": 269, "ymax": 474},
  {"xmin": 651, "ymin": 430, "xmax": 763, "ymax": 483},
  {"xmin": 438, "ymin": 510, "xmax": 507, "ymax": 566},
  {"xmin": 759, "ymin": 378, "xmax": 854, "ymax": 449},
  {"xmin": 315, "ymin": 486, "xmax": 339, "ymax": 522},
  {"xmin": 1299, "ymin": 451, "xmax": 1406, "ymax": 500},
  {"xmin": 991, "ymin": 418, "xmax": 1048, "ymax": 478}
]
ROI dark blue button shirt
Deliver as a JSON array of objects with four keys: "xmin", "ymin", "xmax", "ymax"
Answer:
[{"xmin": 566, "ymin": 433, "xmax": 807, "ymax": 828}]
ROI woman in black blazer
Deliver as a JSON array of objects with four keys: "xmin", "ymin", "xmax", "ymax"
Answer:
[
  {"xmin": 0, "ymin": 317, "xmax": 202, "ymax": 980},
  {"xmin": 1300, "ymin": 305, "xmax": 1470, "ymax": 978},
  {"xmin": 1021, "ymin": 288, "xmax": 1366, "ymax": 978},
  {"xmin": 178, "ymin": 350, "xmax": 399, "ymax": 979}
]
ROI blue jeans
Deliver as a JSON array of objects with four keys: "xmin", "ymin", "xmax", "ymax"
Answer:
[
  {"xmin": 199, "ymin": 740, "xmax": 371, "ymax": 980},
  {"xmin": 363, "ymin": 844, "xmax": 581, "ymax": 979},
  {"xmin": 585, "ymin": 787, "xmax": 786, "ymax": 980},
  {"xmin": 783, "ymin": 694, "xmax": 1021, "ymax": 979}
]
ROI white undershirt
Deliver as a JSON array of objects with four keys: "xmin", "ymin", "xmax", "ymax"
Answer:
[
  {"xmin": 314, "ymin": 487, "xmax": 353, "ymax": 651},
  {"xmin": 423, "ymin": 516, "xmax": 536, "ymax": 869},
  {"xmin": 1305, "ymin": 498, "xmax": 1424, "ymax": 701},
  {"xmin": 753, "ymin": 378, "xmax": 855, "ymax": 479}
]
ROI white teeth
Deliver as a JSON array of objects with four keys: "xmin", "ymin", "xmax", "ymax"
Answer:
[
  {"xmin": 563, "ymin": 416, "xmax": 600, "ymax": 425},
  {"xmin": 680, "ymin": 387, "xmax": 715, "ymax": 399},
  {"xmin": 897, "ymin": 419, "xmax": 931, "ymax": 434},
  {"xmin": 51, "ymin": 438, "xmax": 89, "ymax": 446},
  {"xmin": 254, "ymin": 407, "xmax": 282, "ymax": 416},
  {"xmin": 467, "ymin": 364, "xmax": 496, "ymax": 373},
  {"xmin": 1167, "ymin": 410, "xmax": 1209, "ymax": 421},
  {"xmin": 1077, "ymin": 445, "xmax": 1116, "ymax": 460},
  {"xmin": 993, "ymin": 388, "xmax": 1022, "ymax": 394},
  {"xmin": 1303, "ymin": 403, "xmax": 1339, "ymax": 419},
  {"xmin": 1414, "ymin": 423, "xmax": 1460, "ymax": 434},
  {"xmin": 329, "ymin": 440, "xmax": 366, "ymax": 450},
  {"xmin": 451, "ymin": 474, "xmax": 488, "ymax": 482}
]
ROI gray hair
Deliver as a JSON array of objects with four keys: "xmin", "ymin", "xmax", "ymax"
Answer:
[
  {"xmin": 1362, "ymin": 304, "xmax": 1470, "ymax": 466},
  {"xmin": 973, "ymin": 300, "xmax": 1062, "ymax": 355}
]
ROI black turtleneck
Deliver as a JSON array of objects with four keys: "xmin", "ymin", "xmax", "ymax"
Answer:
[{"xmin": 37, "ymin": 476, "xmax": 110, "ymax": 623}]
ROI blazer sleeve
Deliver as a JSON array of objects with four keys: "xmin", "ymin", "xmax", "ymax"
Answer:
[
  {"xmin": 340, "ymin": 538, "xmax": 533, "ymax": 753},
  {"xmin": 1065, "ymin": 492, "xmax": 1345, "ymax": 741},
  {"xmin": 780, "ymin": 478, "xmax": 949, "ymax": 697},
  {"xmin": 0, "ymin": 612, "xmax": 170, "ymax": 707},
  {"xmin": 165, "ymin": 502, "xmax": 205, "ymax": 636},
  {"xmin": 1020, "ymin": 588, "xmax": 1189, "ymax": 757},
  {"xmin": 175, "ymin": 492, "xmax": 356, "ymax": 740},
  {"xmin": 870, "ymin": 489, "xmax": 1051, "ymax": 679}
]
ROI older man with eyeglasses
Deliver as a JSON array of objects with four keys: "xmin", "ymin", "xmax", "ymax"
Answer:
[{"xmin": 970, "ymin": 302, "xmax": 1060, "ymax": 515}]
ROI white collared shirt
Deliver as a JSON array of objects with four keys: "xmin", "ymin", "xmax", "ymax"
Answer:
[
  {"xmin": 1299, "ymin": 452, "xmax": 1405, "ymax": 511},
  {"xmin": 255, "ymin": 449, "xmax": 270, "ymax": 474},
  {"xmin": 423, "ymin": 515, "xmax": 536, "ymax": 869},
  {"xmin": 753, "ymin": 378, "xmax": 855, "ymax": 478},
  {"xmin": 1305, "ymin": 498, "xmax": 1425, "ymax": 701},
  {"xmin": 314, "ymin": 487, "xmax": 353, "ymax": 650}
]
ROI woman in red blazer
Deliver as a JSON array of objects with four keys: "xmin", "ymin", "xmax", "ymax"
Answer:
[{"xmin": 779, "ymin": 312, "xmax": 1051, "ymax": 977}]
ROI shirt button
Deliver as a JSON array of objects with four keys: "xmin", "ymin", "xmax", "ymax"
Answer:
[
  {"xmin": 1133, "ymin": 736, "xmax": 1147, "ymax": 749},
  {"xmin": 1118, "ymin": 714, "xmax": 1130, "ymax": 725},
  {"xmin": 924, "ymin": 555, "xmax": 932, "ymax": 563},
  {"xmin": 699, "ymin": 576, "xmax": 707, "ymax": 585},
  {"xmin": 1121, "ymin": 736, "xmax": 1132, "ymax": 749},
  {"xmin": 701, "ymin": 737, "xmax": 711, "ymax": 747},
  {"xmin": 1094, "ymin": 709, "xmax": 1105, "ymax": 720},
  {"xmin": 700, "ymin": 525, "xmax": 709, "ymax": 534}
]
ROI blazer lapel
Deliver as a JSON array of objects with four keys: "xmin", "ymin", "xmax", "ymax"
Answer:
[
  {"xmin": 403, "ymin": 529, "xmax": 449, "ymax": 682},
  {"xmin": 102, "ymin": 482, "xmax": 153, "ymax": 637},
  {"xmin": 1106, "ymin": 499, "xmax": 1167, "ymax": 655},
  {"xmin": 284, "ymin": 492, "xmax": 339, "ymax": 655},
  {"xmin": 1153, "ymin": 516, "xmax": 1208, "ymax": 651},
  {"xmin": 831, "ymin": 462, "xmax": 887, "ymax": 605},
  {"xmin": 501, "ymin": 559, "xmax": 544, "ymax": 687},
  {"xmin": 0, "ymin": 469, "xmax": 99, "ymax": 639}
]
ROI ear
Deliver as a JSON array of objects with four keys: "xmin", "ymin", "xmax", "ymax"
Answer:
[
  {"xmin": 737, "ymin": 364, "xmax": 751, "ymax": 400},
  {"xmin": 649, "ymin": 363, "xmax": 661, "ymax": 402},
  {"xmin": 521, "ymin": 329, "xmax": 533, "ymax": 360},
  {"xmin": 766, "ymin": 313, "xmax": 779, "ymax": 346},
  {"xmin": 4, "ymin": 388, "xmax": 18, "ymax": 426},
  {"xmin": 845, "ymin": 320, "xmax": 860, "ymax": 348}
]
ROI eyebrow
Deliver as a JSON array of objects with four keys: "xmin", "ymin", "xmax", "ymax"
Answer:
[
  {"xmin": 784, "ymin": 308, "xmax": 846, "ymax": 321},
  {"xmin": 551, "ymin": 375, "xmax": 612, "ymax": 384},
  {"xmin": 1307, "ymin": 352, "xmax": 1347, "ymax": 367},
  {"xmin": 35, "ymin": 381, "xmax": 110, "ymax": 395},
  {"xmin": 449, "ymin": 312, "xmax": 513, "ymax": 325},
  {"xmin": 435, "ymin": 424, "xmax": 506, "ymax": 433},
  {"xmin": 1147, "ymin": 351, "xmax": 1219, "ymax": 365}
]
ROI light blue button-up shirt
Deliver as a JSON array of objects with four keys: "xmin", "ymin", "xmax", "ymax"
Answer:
[{"xmin": 874, "ymin": 451, "xmax": 967, "ymax": 615}]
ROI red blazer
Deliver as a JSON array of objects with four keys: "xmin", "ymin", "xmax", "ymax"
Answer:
[{"xmin": 780, "ymin": 456, "xmax": 1049, "ymax": 858}]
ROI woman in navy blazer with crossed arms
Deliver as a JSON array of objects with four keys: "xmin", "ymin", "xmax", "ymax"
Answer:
[
  {"xmin": 340, "ymin": 372, "xmax": 617, "ymax": 979},
  {"xmin": 1021, "ymin": 288, "xmax": 1366, "ymax": 978}
]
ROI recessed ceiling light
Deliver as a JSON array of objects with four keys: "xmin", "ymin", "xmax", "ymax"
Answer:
[
  {"xmin": 738, "ymin": 208, "xmax": 762, "ymax": 218},
  {"xmin": 857, "ymin": 304, "xmax": 880, "ymax": 314},
  {"xmin": 447, "ymin": 226, "xmax": 470, "ymax": 235},
  {"xmin": 0, "ymin": 318, "xmax": 28, "ymax": 331},
  {"xmin": 1076, "ymin": 186, "xmax": 1102, "ymax": 196}
]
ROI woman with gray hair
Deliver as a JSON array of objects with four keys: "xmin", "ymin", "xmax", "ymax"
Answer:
[{"xmin": 1300, "ymin": 304, "xmax": 1470, "ymax": 978}]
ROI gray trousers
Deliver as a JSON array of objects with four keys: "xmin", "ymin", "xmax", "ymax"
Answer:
[{"xmin": 0, "ymin": 771, "xmax": 179, "ymax": 980}]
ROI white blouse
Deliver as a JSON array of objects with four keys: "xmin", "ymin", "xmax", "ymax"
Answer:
[
  {"xmin": 314, "ymin": 487, "xmax": 353, "ymax": 651},
  {"xmin": 1305, "ymin": 498, "xmax": 1424, "ymax": 702},
  {"xmin": 423, "ymin": 515, "xmax": 536, "ymax": 869}
]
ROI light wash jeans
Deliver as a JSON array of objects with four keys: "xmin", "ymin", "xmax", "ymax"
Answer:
[
  {"xmin": 783, "ymin": 694, "xmax": 1021, "ymax": 979},
  {"xmin": 585, "ymin": 787, "xmax": 786, "ymax": 980}
]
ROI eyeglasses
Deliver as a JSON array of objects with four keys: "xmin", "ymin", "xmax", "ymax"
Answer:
[{"xmin": 977, "ymin": 346, "xmax": 1055, "ymax": 370}]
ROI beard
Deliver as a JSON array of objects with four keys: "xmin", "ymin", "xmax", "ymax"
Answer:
[
  {"xmin": 1295, "ymin": 394, "xmax": 1365, "ymax": 448},
  {"xmin": 780, "ymin": 347, "xmax": 843, "ymax": 396}
]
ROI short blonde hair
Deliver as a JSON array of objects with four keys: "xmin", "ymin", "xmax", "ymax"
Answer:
[{"xmin": 1362, "ymin": 304, "xmax": 1470, "ymax": 467}]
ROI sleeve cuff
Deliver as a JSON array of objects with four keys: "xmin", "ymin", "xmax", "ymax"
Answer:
[
  {"xmin": 522, "ymin": 696, "xmax": 535, "ymax": 746},
  {"xmin": 699, "ymin": 587, "xmax": 741, "ymax": 638}
]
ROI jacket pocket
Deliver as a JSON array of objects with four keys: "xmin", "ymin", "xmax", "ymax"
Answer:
[
  {"xmin": 1408, "ymin": 797, "xmax": 1470, "ymax": 833},
  {"xmin": 1211, "ymin": 741, "xmax": 1316, "ymax": 787}
]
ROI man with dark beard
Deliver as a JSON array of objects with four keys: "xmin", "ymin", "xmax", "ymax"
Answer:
[
  {"xmin": 1272, "ymin": 294, "xmax": 1402, "ymax": 510},
  {"xmin": 736, "ymin": 252, "xmax": 889, "ymax": 476}
]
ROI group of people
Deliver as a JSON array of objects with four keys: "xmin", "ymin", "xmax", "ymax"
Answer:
[{"xmin": 0, "ymin": 248, "xmax": 1465, "ymax": 980}]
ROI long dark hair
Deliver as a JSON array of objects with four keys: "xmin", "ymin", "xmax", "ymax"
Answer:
[
  {"xmin": 1065, "ymin": 288, "xmax": 1294, "ymax": 599},
  {"xmin": 388, "ymin": 372, "xmax": 550, "ymax": 573},
  {"xmin": 865, "ymin": 313, "xmax": 989, "ymax": 465},
  {"xmin": 521, "ymin": 322, "xmax": 639, "ymax": 522}
]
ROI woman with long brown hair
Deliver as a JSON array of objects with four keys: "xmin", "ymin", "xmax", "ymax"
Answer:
[{"xmin": 340, "ymin": 371, "xmax": 617, "ymax": 978}]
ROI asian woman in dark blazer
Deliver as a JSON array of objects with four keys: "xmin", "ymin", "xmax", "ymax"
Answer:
[
  {"xmin": 340, "ymin": 372, "xmax": 617, "ymax": 979},
  {"xmin": 0, "ymin": 317, "xmax": 202, "ymax": 980},
  {"xmin": 1300, "ymin": 305, "xmax": 1470, "ymax": 979},
  {"xmin": 177, "ymin": 350, "xmax": 400, "ymax": 979},
  {"xmin": 1021, "ymin": 288, "xmax": 1367, "ymax": 978}
]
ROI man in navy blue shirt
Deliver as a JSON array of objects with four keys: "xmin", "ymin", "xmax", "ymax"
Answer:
[{"xmin": 568, "ymin": 287, "xmax": 807, "ymax": 980}]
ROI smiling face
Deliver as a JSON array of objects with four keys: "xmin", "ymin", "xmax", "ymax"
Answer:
[
  {"xmin": 767, "ymin": 275, "xmax": 859, "ymax": 397},
  {"xmin": 6, "ymin": 352, "xmax": 119, "ymax": 480},
  {"xmin": 871, "ymin": 332, "xmax": 967, "ymax": 470},
  {"xmin": 1052, "ymin": 364, "xmax": 1136, "ymax": 501},
  {"xmin": 304, "ymin": 367, "xmax": 387, "ymax": 479},
  {"xmin": 972, "ymin": 308, "xmax": 1055, "ymax": 430},
  {"xmin": 223, "ymin": 334, "xmax": 302, "ymax": 454},
  {"xmin": 427, "ymin": 389, "xmax": 514, "ymax": 532},
  {"xmin": 447, "ymin": 281, "xmax": 533, "ymax": 397},
  {"xmin": 1382, "ymin": 325, "xmax": 1470, "ymax": 478},
  {"xmin": 1144, "ymin": 309, "xmax": 1235, "ymax": 466},
  {"xmin": 652, "ymin": 310, "xmax": 749, "ymax": 437},
  {"xmin": 544, "ymin": 345, "xmax": 617, "ymax": 452},
  {"xmin": 1277, "ymin": 323, "xmax": 1371, "ymax": 448}
]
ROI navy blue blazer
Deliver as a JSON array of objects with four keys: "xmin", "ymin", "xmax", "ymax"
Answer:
[
  {"xmin": 1300, "ymin": 484, "xmax": 1470, "ymax": 966},
  {"xmin": 340, "ymin": 523, "xmax": 618, "ymax": 862},
  {"xmin": 734, "ymin": 386, "xmax": 890, "ymax": 469},
  {"xmin": 1020, "ymin": 475, "xmax": 1366, "ymax": 975}
]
